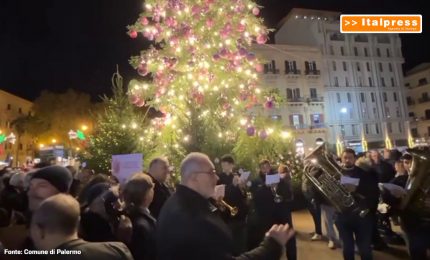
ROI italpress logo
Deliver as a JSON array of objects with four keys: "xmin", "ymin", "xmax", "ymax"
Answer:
[{"xmin": 340, "ymin": 15, "xmax": 422, "ymax": 33}]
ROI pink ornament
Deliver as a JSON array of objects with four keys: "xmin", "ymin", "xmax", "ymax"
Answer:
[
  {"xmin": 140, "ymin": 17, "xmax": 149, "ymax": 25},
  {"xmin": 129, "ymin": 30, "xmax": 138, "ymax": 39},
  {"xmin": 259, "ymin": 130, "xmax": 268, "ymax": 140},
  {"xmin": 223, "ymin": 103, "xmax": 231, "ymax": 110},
  {"xmin": 246, "ymin": 126, "xmax": 255, "ymax": 136},
  {"xmin": 256, "ymin": 34, "xmax": 268, "ymax": 44},
  {"xmin": 136, "ymin": 99, "xmax": 146, "ymax": 107},
  {"xmin": 255, "ymin": 64, "xmax": 264, "ymax": 72},
  {"xmin": 191, "ymin": 5, "xmax": 201, "ymax": 16},
  {"xmin": 246, "ymin": 53, "xmax": 256, "ymax": 61},
  {"xmin": 165, "ymin": 17, "xmax": 177, "ymax": 28},
  {"xmin": 213, "ymin": 54, "xmax": 221, "ymax": 61},
  {"xmin": 129, "ymin": 94, "xmax": 139, "ymax": 104},
  {"xmin": 206, "ymin": 18, "xmax": 214, "ymax": 28},
  {"xmin": 219, "ymin": 48, "xmax": 229, "ymax": 58},
  {"xmin": 252, "ymin": 7, "xmax": 260, "ymax": 16},
  {"xmin": 237, "ymin": 23, "xmax": 246, "ymax": 32},
  {"xmin": 137, "ymin": 64, "xmax": 149, "ymax": 76},
  {"xmin": 265, "ymin": 99, "xmax": 274, "ymax": 109},
  {"xmin": 238, "ymin": 48, "xmax": 248, "ymax": 57}
]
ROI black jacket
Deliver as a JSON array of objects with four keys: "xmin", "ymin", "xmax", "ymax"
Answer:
[
  {"xmin": 127, "ymin": 207, "xmax": 157, "ymax": 260},
  {"xmin": 249, "ymin": 171, "xmax": 293, "ymax": 227},
  {"xmin": 50, "ymin": 239, "xmax": 133, "ymax": 260},
  {"xmin": 217, "ymin": 172, "xmax": 248, "ymax": 222},
  {"xmin": 79, "ymin": 211, "xmax": 116, "ymax": 242},
  {"xmin": 372, "ymin": 160, "xmax": 396, "ymax": 183},
  {"xmin": 148, "ymin": 175, "xmax": 172, "ymax": 219},
  {"xmin": 341, "ymin": 166, "xmax": 379, "ymax": 214},
  {"xmin": 156, "ymin": 185, "xmax": 282, "ymax": 260}
]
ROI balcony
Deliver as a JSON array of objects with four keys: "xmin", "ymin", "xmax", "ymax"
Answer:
[
  {"xmin": 407, "ymin": 100, "xmax": 416, "ymax": 106},
  {"xmin": 307, "ymin": 96, "xmax": 324, "ymax": 102},
  {"xmin": 263, "ymin": 69, "xmax": 280, "ymax": 75},
  {"xmin": 284, "ymin": 69, "xmax": 301, "ymax": 75},
  {"xmin": 418, "ymin": 97, "xmax": 430, "ymax": 104},
  {"xmin": 286, "ymin": 97, "xmax": 305, "ymax": 102},
  {"xmin": 305, "ymin": 69, "xmax": 321, "ymax": 76},
  {"xmin": 354, "ymin": 35, "xmax": 368, "ymax": 42}
]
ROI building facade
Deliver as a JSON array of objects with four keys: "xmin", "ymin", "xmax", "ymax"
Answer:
[
  {"xmin": 272, "ymin": 8, "xmax": 409, "ymax": 152},
  {"xmin": 404, "ymin": 63, "xmax": 430, "ymax": 146},
  {"xmin": 253, "ymin": 44, "xmax": 326, "ymax": 153},
  {"xmin": 0, "ymin": 89, "xmax": 34, "ymax": 166}
]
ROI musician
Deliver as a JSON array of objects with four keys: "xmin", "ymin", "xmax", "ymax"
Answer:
[
  {"xmin": 156, "ymin": 152, "xmax": 295, "ymax": 260},
  {"xmin": 216, "ymin": 155, "xmax": 248, "ymax": 255},
  {"xmin": 248, "ymin": 159, "xmax": 296, "ymax": 260},
  {"xmin": 147, "ymin": 157, "xmax": 172, "ymax": 219},
  {"xmin": 335, "ymin": 149, "xmax": 379, "ymax": 260},
  {"xmin": 381, "ymin": 151, "xmax": 430, "ymax": 260}
]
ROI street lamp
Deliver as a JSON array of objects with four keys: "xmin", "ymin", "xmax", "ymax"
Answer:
[
  {"xmin": 81, "ymin": 125, "xmax": 88, "ymax": 131},
  {"xmin": 52, "ymin": 139, "xmax": 57, "ymax": 144},
  {"xmin": 340, "ymin": 107, "xmax": 348, "ymax": 148}
]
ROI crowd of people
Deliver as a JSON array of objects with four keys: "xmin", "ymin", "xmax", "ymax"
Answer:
[{"xmin": 0, "ymin": 146, "xmax": 428, "ymax": 260}]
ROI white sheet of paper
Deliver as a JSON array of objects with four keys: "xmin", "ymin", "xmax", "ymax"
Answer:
[
  {"xmin": 340, "ymin": 176, "xmax": 360, "ymax": 186},
  {"xmin": 213, "ymin": 184, "xmax": 226, "ymax": 199},
  {"xmin": 112, "ymin": 153, "xmax": 143, "ymax": 185},
  {"xmin": 265, "ymin": 174, "xmax": 280, "ymax": 185},
  {"xmin": 379, "ymin": 183, "xmax": 406, "ymax": 198},
  {"xmin": 239, "ymin": 171, "xmax": 251, "ymax": 182}
]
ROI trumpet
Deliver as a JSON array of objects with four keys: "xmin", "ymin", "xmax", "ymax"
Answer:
[
  {"xmin": 219, "ymin": 200, "xmax": 239, "ymax": 217},
  {"xmin": 270, "ymin": 184, "xmax": 283, "ymax": 203}
]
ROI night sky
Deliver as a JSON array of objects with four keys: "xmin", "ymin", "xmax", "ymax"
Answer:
[{"xmin": 0, "ymin": 0, "xmax": 428, "ymax": 101}]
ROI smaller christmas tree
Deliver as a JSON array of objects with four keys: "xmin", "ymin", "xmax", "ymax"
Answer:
[{"xmin": 85, "ymin": 70, "xmax": 156, "ymax": 173}]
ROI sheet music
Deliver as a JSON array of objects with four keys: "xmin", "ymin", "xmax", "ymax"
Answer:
[
  {"xmin": 239, "ymin": 171, "xmax": 251, "ymax": 183},
  {"xmin": 379, "ymin": 183, "xmax": 406, "ymax": 198},
  {"xmin": 265, "ymin": 173, "xmax": 280, "ymax": 185},
  {"xmin": 340, "ymin": 175, "xmax": 360, "ymax": 186}
]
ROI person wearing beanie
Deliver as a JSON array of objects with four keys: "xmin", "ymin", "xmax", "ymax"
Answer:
[{"xmin": 27, "ymin": 165, "xmax": 73, "ymax": 212}]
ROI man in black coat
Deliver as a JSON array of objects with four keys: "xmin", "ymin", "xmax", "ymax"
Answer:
[
  {"xmin": 156, "ymin": 152, "xmax": 295, "ymax": 260},
  {"xmin": 148, "ymin": 157, "xmax": 172, "ymax": 219},
  {"xmin": 247, "ymin": 159, "xmax": 296, "ymax": 260},
  {"xmin": 216, "ymin": 154, "xmax": 248, "ymax": 255},
  {"xmin": 30, "ymin": 194, "xmax": 133, "ymax": 260},
  {"xmin": 335, "ymin": 149, "xmax": 379, "ymax": 260},
  {"xmin": 370, "ymin": 150, "xmax": 396, "ymax": 183}
]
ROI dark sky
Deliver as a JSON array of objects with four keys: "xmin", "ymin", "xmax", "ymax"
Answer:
[{"xmin": 0, "ymin": 0, "xmax": 427, "ymax": 101}]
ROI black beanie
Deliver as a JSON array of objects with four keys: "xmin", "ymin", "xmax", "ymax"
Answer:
[{"xmin": 31, "ymin": 165, "xmax": 73, "ymax": 193}]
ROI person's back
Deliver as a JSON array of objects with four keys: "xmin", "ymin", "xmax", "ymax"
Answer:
[
  {"xmin": 157, "ymin": 185, "xmax": 234, "ymax": 259},
  {"xmin": 53, "ymin": 238, "xmax": 132, "ymax": 260},
  {"xmin": 30, "ymin": 194, "xmax": 133, "ymax": 260}
]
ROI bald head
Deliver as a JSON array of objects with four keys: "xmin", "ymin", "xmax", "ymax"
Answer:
[
  {"xmin": 149, "ymin": 157, "xmax": 170, "ymax": 183},
  {"xmin": 180, "ymin": 153, "xmax": 218, "ymax": 198},
  {"xmin": 180, "ymin": 153, "xmax": 213, "ymax": 183},
  {"xmin": 31, "ymin": 194, "xmax": 80, "ymax": 236}
]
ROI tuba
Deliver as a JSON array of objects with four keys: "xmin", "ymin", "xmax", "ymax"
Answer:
[
  {"xmin": 399, "ymin": 148, "xmax": 430, "ymax": 221},
  {"xmin": 303, "ymin": 143, "xmax": 368, "ymax": 217}
]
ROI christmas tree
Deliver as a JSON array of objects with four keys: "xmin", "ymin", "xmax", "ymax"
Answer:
[
  {"xmin": 127, "ymin": 0, "xmax": 292, "ymax": 170},
  {"xmin": 85, "ymin": 71, "xmax": 157, "ymax": 173}
]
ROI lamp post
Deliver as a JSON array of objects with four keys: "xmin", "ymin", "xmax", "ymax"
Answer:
[{"xmin": 340, "ymin": 107, "xmax": 348, "ymax": 149}]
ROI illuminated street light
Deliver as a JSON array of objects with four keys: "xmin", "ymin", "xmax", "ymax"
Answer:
[
  {"xmin": 39, "ymin": 144, "xmax": 44, "ymax": 148},
  {"xmin": 81, "ymin": 125, "xmax": 88, "ymax": 131},
  {"xmin": 52, "ymin": 139, "xmax": 57, "ymax": 144}
]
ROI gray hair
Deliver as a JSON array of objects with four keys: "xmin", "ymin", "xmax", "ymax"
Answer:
[{"xmin": 180, "ymin": 153, "xmax": 213, "ymax": 184}]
